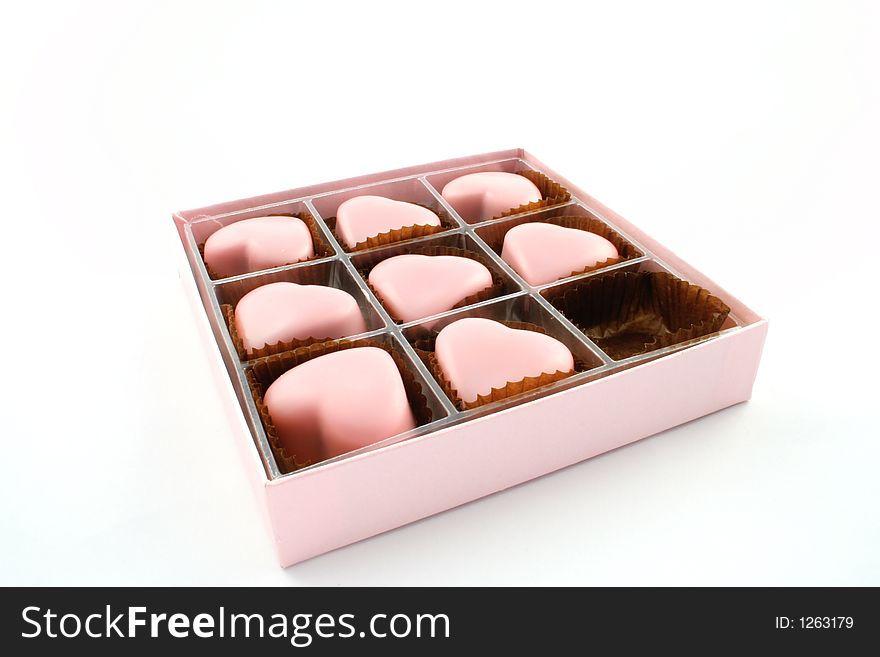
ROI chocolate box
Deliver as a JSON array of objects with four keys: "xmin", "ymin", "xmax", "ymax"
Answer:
[{"xmin": 172, "ymin": 148, "xmax": 767, "ymax": 566}]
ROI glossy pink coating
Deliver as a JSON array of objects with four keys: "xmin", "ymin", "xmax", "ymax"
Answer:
[
  {"xmin": 435, "ymin": 318, "xmax": 575, "ymax": 403},
  {"xmin": 234, "ymin": 282, "xmax": 367, "ymax": 354},
  {"xmin": 441, "ymin": 172, "xmax": 542, "ymax": 223},
  {"xmin": 368, "ymin": 254, "xmax": 494, "ymax": 323},
  {"xmin": 264, "ymin": 347, "xmax": 416, "ymax": 466},
  {"xmin": 203, "ymin": 216, "xmax": 314, "ymax": 277},
  {"xmin": 501, "ymin": 222, "xmax": 619, "ymax": 286},
  {"xmin": 335, "ymin": 195, "xmax": 441, "ymax": 248}
]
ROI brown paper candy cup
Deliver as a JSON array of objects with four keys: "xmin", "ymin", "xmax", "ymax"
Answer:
[
  {"xmin": 198, "ymin": 212, "xmax": 334, "ymax": 280},
  {"xmin": 413, "ymin": 320, "xmax": 583, "ymax": 411},
  {"xmin": 325, "ymin": 203, "xmax": 456, "ymax": 253},
  {"xmin": 479, "ymin": 214, "xmax": 643, "ymax": 279},
  {"xmin": 545, "ymin": 271, "xmax": 731, "ymax": 360},
  {"xmin": 220, "ymin": 261, "xmax": 359, "ymax": 360},
  {"xmin": 360, "ymin": 245, "xmax": 506, "ymax": 323},
  {"xmin": 246, "ymin": 339, "xmax": 433, "ymax": 474},
  {"xmin": 494, "ymin": 171, "xmax": 571, "ymax": 220},
  {"xmin": 221, "ymin": 302, "xmax": 346, "ymax": 361}
]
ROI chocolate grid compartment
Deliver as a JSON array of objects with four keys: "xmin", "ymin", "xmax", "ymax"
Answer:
[
  {"xmin": 350, "ymin": 231, "xmax": 523, "ymax": 323},
  {"xmin": 243, "ymin": 331, "xmax": 451, "ymax": 474},
  {"xmin": 401, "ymin": 294, "xmax": 605, "ymax": 413},
  {"xmin": 214, "ymin": 259, "xmax": 387, "ymax": 360},
  {"xmin": 311, "ymin": 177, "xmax": 459, "ymax": 252},
  {"xmin": 189, "ymin": 199, "xmax": 337, "ymax": 280},
  {"xmin": 423, "ymin": 158, "xmax": 571, "ymax": 224},
  {"xmin": 541, "ymin": 259, "xmax": 740, "ymax": 363},
  {"xmin": 473, "ymin": 203, "xmax": 646, "ymax": 288},
  {"xmin": 178, "ymin": 155, "xmax": 745, "ymax": 480}
]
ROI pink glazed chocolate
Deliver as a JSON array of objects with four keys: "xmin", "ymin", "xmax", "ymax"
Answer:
[
  {"xmin": 435, "ymin": 318, "xmax": 574, "ymax": 404},
  {"xmin": 335, "ymin": 195, "xmax": 442, "ymax": 248},
  {"xmin": 264, "ymin": 347, "xmax": 416, "ymax": 465},
  {"xmin": 234, "ymin": 282, "xmax": 367, "ymax": 355},
  {"xmin": 368, "ymin": 254, "xmax": 494, "ymax": 323},
  {"xmin": 501, "ymin": 223, "xmax": 619, "ymax": 286},
  {"xmin": 203, "ymin": 216, "xmax": 315, "ymax": 278},
  {"xmin": 441, "ymin": 172, "xmax": 542, "ymax": 223}
]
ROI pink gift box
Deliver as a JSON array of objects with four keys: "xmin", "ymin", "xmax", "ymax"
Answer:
[{"xmin": 172, "ymin": 148, "xmax": 767, "ymax": 566}]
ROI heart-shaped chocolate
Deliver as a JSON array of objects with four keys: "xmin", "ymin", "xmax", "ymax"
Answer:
[
  {"xmin": 501, "ymin": 222, "xmax": 619, "ymax": 286},
  {"xmin": 335, "ymin": 195, "xmax": 442, "ymax": 248},
  {"xmin": 435, "ymin": 318, "xmax": 574, "ymax": 404},
  {"xmin": 368, "ymin": 254, "xmax": 494, "ymax": 323},
  {"xmin": 264, "ymin": 347, "xmax": 416, "ymax": 465},
  {"xmin": 204, "ymin": 216, "xmax": 315, "ymax": 278},
  {"xmin": 441, "ymin": 172, "xmax": 542, "ymax": 223},
  {"xmin": 234, "ymin": 282, "xmax": 367, "ymax": 355}
]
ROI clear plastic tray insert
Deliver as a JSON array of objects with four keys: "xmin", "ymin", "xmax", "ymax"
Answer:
[{"xmin": 182, "ymin": 157, "xmax": 743, "ymax": 479}]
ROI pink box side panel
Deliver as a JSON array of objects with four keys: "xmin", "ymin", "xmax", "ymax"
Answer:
[
  {"xmin": 265, "ymin": 322, "xmax": 767, "ymax": 566},
  {"xmin": 176, "ymin": 238, "xmax": 273, "ymax": 531}
]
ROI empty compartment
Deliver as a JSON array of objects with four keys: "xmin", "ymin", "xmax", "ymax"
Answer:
[
  {"xmin": 214, "ymin": 259, "xmax": 386, "ymax": 360},
  {"xmin": 424, "ymin": 159, "xmax": 570, "ymax": 224},
  {"xmin": 541, "ymin": 265, "xmax": 732, "ymax": 361},
  {"xmin": 350, "ymin": 231, "xmax": 523, "ymax": 324},
  {"xmin": 310, "ymin": 177, "xmax": 458, "ymax": 252}
]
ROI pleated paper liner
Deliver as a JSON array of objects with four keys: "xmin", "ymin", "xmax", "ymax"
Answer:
[
  {"xmin": 324, "ymin": 203, "xmax": 457, "ymax": 253},
  {"xmin": 412, "ymin": 320, "xmax": 585, "ymax": 411},
  {"xmin": 494, "ymin": 171, "xmax": 571, "ymax": 220},
  {"xmin": 217, "ymin": 261, "xmax": 358, "ymax": 360},
  {"xmin": 480, "ymin": 214, "xmax": 643, "ymax": 279},
  {"xmin": 220, "ymin": 303, "xmax": 345, "ymax": 362},
  {"xmin": 358, "ymin": 245, "xmax": 506, "ymax": 324},
  {"xmin": 545, "ymin": 271, "xmax": 731, "ymax": 360},
  {"xmin": 246, "ymin": 339, "xmax": 434, "ymax": 474},
  {"xmin": 198, "ymin": 212, "xmax": 334, "ymax": 280}
]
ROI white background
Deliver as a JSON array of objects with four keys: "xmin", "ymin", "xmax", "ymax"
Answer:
[{"xmin": 1, "ymin": 1, "xmax": 878, "ymax": 585}]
